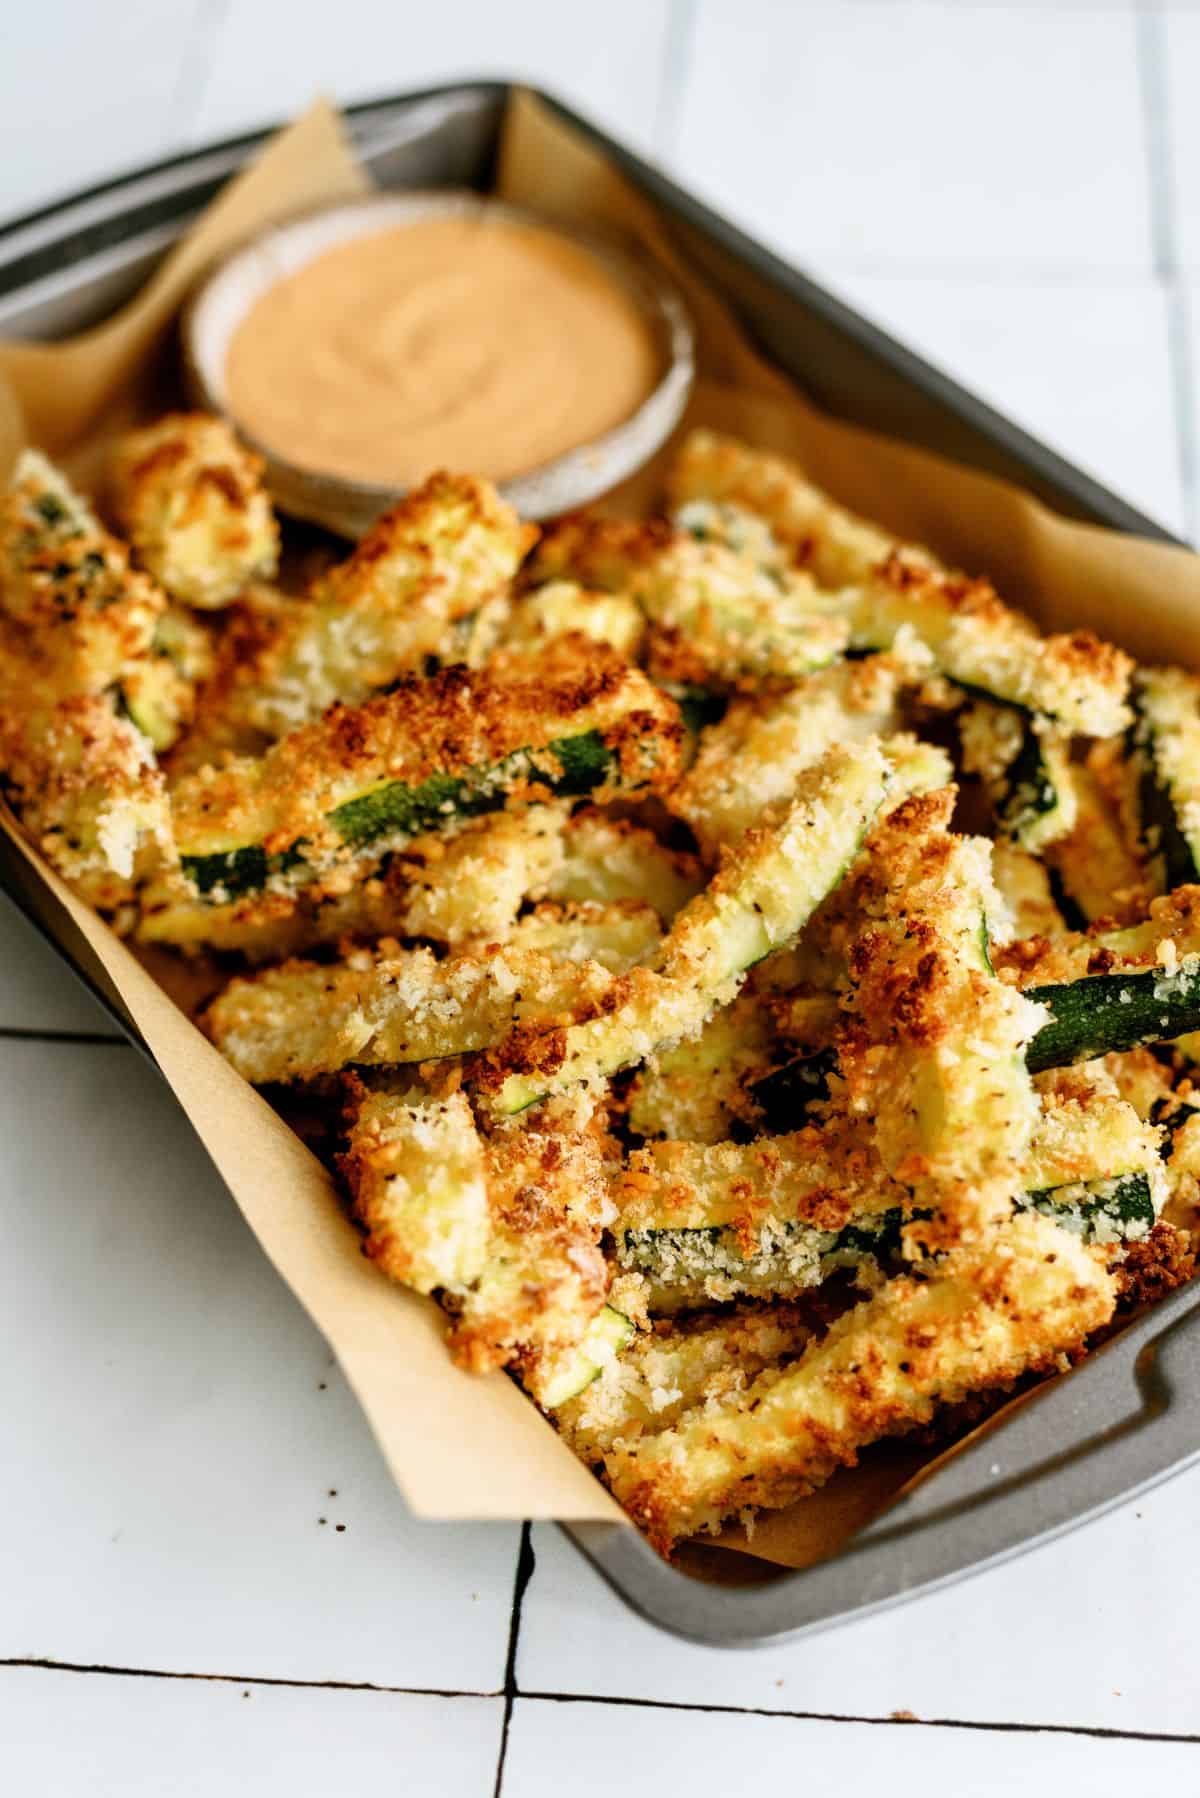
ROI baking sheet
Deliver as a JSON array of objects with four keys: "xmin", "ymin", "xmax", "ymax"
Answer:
[{"xmin": 2, "ymin": 91, "xmax": 1199, "ymax": 1567}]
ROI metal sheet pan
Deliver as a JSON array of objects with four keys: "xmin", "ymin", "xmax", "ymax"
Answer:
[{"xmin": 3, "ymin": 81, "xmax": 1197, "ymax": 1648}]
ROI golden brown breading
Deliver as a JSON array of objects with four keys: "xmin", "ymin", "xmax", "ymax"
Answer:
[
  {"xmin": 169, "ymin": 637, "xmax": 683, "ymax": 894},
  {"xmin": 110, "ymin": 412, "xmax": 279, "ymax": 608},
  {"xmin": 836, "ymin": 789, "xmax": 1047, "ymax": 1238},
  {"xmin": 601, "ymin": 1213, "xmax": 1116, "ymax": 1553},
  {"xmin": 447, "ymin": 1126, "xmax": 612, "ymax": 1374},
  {"xmin": 203, "ymin": 937, "xmax": 620, "ymax": 1084},
  {"xmin": 1112, "ymin": 1221, "xmax": 1196, "ymax": 1306},
  {"xmin": 0, "ymin": 450, "xmax": 166, "ymax": 707},
  {"xmin": 183, "ymin": 471, "xmax": 535, "ymax": 750},
  {"xmin": 666, "ymin": 427, "xmax": 927, "ymax": 587},
  {"xmin": 528, "ymin": 512, "xmax": 850, "ymax": 688},
  {"xmin": 0, "ymin": 690, "xmax": 173, "ymax": 913},
  {"xmin": 996, "ymin": 885, "xmax": 1200, "ymax": 989},
  {"xmin": 138, "ymin": 804, "xmax": 570, "ymax": 959},
  {"xmin": 667, "ymin": 430, "xmax": 1132, "ymax": 736},
  {"xmin": 1043, "ymin": 745, "xmax": 1153, "ymax": 927}
]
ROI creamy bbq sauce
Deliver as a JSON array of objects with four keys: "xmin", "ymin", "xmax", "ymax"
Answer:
[{"xmin": 224, "ymin": 215, "xmax": 664, "ymax": 487}]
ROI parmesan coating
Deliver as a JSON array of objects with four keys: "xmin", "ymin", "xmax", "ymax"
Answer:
[
  {"xmin": 189, "ymin": 470, "xmax": 534, "ymax": 748},
  {"xmin": 0, "ymin": 690, "xmax": 173, "ymax": 912},
  {"xmin": 169, "ymin": 637, "xmax": 682, "ymax": 894},
  {"xmin": 837, "ymin": 790, "xmax": 1048, "ymax": 1237},
  {"xmin": 602, "ymin": 1214, "xmax": 1116, "ymax": 1552},
  {"xmin": 529, "ymin": 512, "xmax": 849, "ymax": 688},
  {"xmin": 0, "ymin": 451, "xmax": 169, "ymax": 712},
  {"xmin": 667, "ymin": 429, "xmax": 1132, "ymax": 735},
  {"xmin": 110, "ymin": 412, "xmax": 279, "ymax": 609},
  {"xmin": 203, "ymin": 938, "xmax": 620, "ymax": 1084}
]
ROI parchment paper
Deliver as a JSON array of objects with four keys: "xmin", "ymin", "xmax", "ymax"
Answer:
[{"xmin": 2, "ymin": 90, "xmax": 1198, "ymax": 1567}]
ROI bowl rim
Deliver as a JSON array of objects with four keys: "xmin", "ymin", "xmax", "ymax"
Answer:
[{"xmin": 182, "ymin": 189, "xmax": 696, "ymax": 532}]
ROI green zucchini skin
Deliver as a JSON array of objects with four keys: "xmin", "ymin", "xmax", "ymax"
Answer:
[
  {"xmin": 623, "ymin": 1172, "xmax": 1155, "ymax": 1296},
  {"xmin": 752, "ymin": 966, "xmax": 1200, "ymax": 1099},
  {"xmin": 1024, "ymin": 1172, "xmax": 1156, "ymax": 1239},
  {"xmin": 1024, "ymin": 959, "xmax": 1200, "ymax": 1072},
  {"xmin": 996, "ymin": 717, "xmax": 1061, "ymax": 841},
  {"xmin": 180, "ymin": 728, "xmax": 616, "ymax": 899}
]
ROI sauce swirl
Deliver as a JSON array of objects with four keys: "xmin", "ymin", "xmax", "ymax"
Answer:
[{"xmin": 224, "ymin": 215, "xmax": 663, "ymax": 488}]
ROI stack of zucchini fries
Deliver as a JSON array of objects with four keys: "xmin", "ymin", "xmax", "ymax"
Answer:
[{"xmin": 5, "ymin": 414, "xmax": 1200, "ymax": 1556}]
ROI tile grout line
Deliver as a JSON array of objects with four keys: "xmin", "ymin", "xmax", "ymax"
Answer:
[
  {"xmin": 492, "ymin": 1523, "xmax": 536, "ymax": 1798},
  {"xmin": 1136, "ymin": 0, "xmax": 1198, "ymax": 542},
  {"xmin": 653, "ymin": 0, "xmax": 698, "ymax": 161},
  {"xmin": 0, "ymin": 1657, "xmax": 498, "ymax": 1701},
  {"xmin": 8, "ymin": 1652, "xmax": 1200, "ymax": 1749},
  {"xmin": 515, "ymin": 1689, "xmax": 1200, "ymax": 1749}
]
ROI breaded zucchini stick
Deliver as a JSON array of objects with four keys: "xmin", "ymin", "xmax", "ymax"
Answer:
[
  {"xmin": 617, "ymin": 1089, "xmax": 1164, "ymax": 1309},
  {"xmin": 667, "ymin": 430, "xmax": 1132, "ymax": 735},
  {"xmin": 475, "ymin": 739, "xmax": 894, "ymax": 1116},
  {"xmin": 169, "ymin": 640, "xmax": 682, "ymax": 904},
  {"xmin": 0, "ymin": 692, "xmax": 173, "ymax": 912},
  {"xmin": 179, "ymin": 472, "xmax": 535, "ymax": 762},
  {"xmin": 138, "ymin": 803, "xmax": 570, "ymax": 959},
  {"xmin": 1001, "ymin": 886, "xmax": 1200, "ymax": 1068},
  {"xmin": 0, "ymin": 451, "xmax": 199, "ymax": 749},
  {"xmin": 601, "ymin": 1214, "xmax": 1115, "ymax": 1553},
  {"xmin": 837, "ymin": 789, "xmax": 1048, "ymax": 1236},
  {"xmin": 204, "ymin": 940, "xmax": 619, "ymax": 1084},
  {"xmin": 110, "ymin": 412, "xmax": 279, "ymax": 608},
  {"xmin": 555, "ymin": 1306, "xmax": 813, "ymax": 1453},
  {"xmin": 1044, "ymin": 747, "xmax": 1152, "ymax": 927},
  {"xmin": 341, "ymin": 1083, "xmax": 616, "ymax": 1397},
  {"xmin": 671, "ymin": 652, "xmax": 916, "ymax": 857},
  {"xmin": 528, "ymin": 514, "xmax": 849, "ymax": 689}
]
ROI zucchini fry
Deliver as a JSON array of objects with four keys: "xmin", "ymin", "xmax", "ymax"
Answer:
[
  {"xmin": 170, "ymin": 640, "xmax": 682, "ymax": 904},
  {"xmin": 206, "ymin": 471, "xmax": 534, "ymax": 746},
  {"xmin": 139, "ymin": 804, "xmax": 570, "ymax": 960},
  {"xmin": 1003, "ymin": 887, "xmax": 1200, "ymax": 1069},
  {"xmin": 667, "ymin": 427, "xmax": 922, "ymax": 586},
  {"xmin": 528, "ymin": 513, "xmax": 850, "ymax": 689},
  {"xmin": 837, "ymin": 789, "xmax": 1048, "ymax": 1234},
  {"xmin": 203, "ymin": 939, "xmax": 619, "ymax": 1084},
  {"xmin": 0, "ymin": 692, "xmax": 172, "ymax": 913},
  {"xmin": 476, "ymin": 738, "xmax": 893, "ymax": 1116},
  {"xmin": 342, "ymin": 1081, "xmax": 490, "ymax": 1294},
  {"xmin": 671, "ymin": 654, "xmax": 914, "ymax": 858},
  {"xmin": 446, "ymin": 1126, "xmax": 613, "ymax": 1375},
  {"xmin": 0, "ymin": 451, "xmax": 198, "ymax": 749},
  {"xmin": 557, "ymin": 1305, "xmax": 814, "ymax": 1453},
  {"xmin": 958, "ymin": 697, "xmax": 1076, "ymax": 851},
  {"xmin": 600, "ymin": 1213, "xmax": 1115, "ymax": 1553},
  {"xmin": 616, "ymin": 1087, "xmax": 1162, "ymax": 1307},
  {"xmin": 110, "ymin": 412, "xmax": 279, "ymax": 608},
  {"xmin": 342, "ymin": 1083, "xmax": 616, "ymax": 1391},
  {"xmin": 667, "ymin": 430, "xmax": 1131, "ymax": 735},
  {"xmin": 1128, "ymin": 665, "xmax": 1200, "ymax": 890},
  {"xmin": 1044, "ymin": 748, "xmax": 1151, "ymax": 927}
]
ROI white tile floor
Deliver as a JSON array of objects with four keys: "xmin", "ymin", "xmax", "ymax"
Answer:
[{"xmin": 2, "ymin": 2, "xmax": 1200, "ymax": 1791}]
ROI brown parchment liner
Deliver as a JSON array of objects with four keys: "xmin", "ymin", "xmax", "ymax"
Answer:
[{"xmin": 3, "ymin": 91, "xmax": 1200, "ymax": 1572}]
